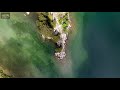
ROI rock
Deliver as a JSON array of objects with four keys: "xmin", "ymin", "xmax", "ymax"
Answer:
[
  {"xmin": 55, "ymin": 51, "xmax": 66, "ymax": 60},
  {"xmin": 56, "ymin": 40, "xmax": 62, "ymax": 47},
  {"xmin": 41, "ymin": 35, "xmax": 45, "ymax": 40},
  {"xmin": 47, "ymin": 37, "xmax": 52, "ymax": 39},
  {"xmin": 53, "ymin": 30, "xmax": 59, "ymax": 36},
  {"xmin": 26, "ymin": 12, "xmax": 30, "ymax": 15}
]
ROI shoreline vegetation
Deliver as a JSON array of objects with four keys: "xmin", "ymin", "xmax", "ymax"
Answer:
[{"xmin": 25, "ymin": 12, "xmax": 71, "ymax": 60}]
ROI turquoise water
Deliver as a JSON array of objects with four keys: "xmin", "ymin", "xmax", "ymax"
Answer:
[{"xmin": 71, "ymin": 12, "xmax": 120, "ymax": 78}]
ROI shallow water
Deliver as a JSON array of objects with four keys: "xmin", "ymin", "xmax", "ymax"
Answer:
[{"xmin": 0, "ymin": 12, "xmax": 59, "ymax": 77}]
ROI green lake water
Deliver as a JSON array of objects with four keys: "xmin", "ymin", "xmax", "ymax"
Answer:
[{"xmin": 0, "ymin": 12, "xmax": 60, "ymax": 78}]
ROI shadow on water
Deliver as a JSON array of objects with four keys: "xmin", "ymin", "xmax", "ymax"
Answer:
[{"xmin": 80, "ymin": 12, "xmax": 120, "ymax": 78}]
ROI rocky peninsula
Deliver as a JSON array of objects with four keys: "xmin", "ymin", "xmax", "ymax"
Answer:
[{"xmin": 25, "ymin": 12, "xmax": 71, "ymax": 60}]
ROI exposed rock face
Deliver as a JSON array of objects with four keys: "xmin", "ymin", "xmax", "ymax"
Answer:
[
  {"xmin": 53, "ymin": 30, "xmax": 59, "ymax": 36},
  {"xmin": 55, "ymin": 52, "xmax": 66, "ymax": 60},
  {"xmin": 51, "ymin": 12, "xmax": 71, "ymax": 60},
  {"xmin": 56, "ymin": 40, "xmax": 62, "ymax": 47}
]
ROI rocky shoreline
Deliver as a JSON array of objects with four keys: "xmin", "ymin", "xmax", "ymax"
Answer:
[
  {"xmin": 50, "ymin": 12, "xmax": 71, "ymax": 60},
  {"xmin": 24, "ymin": 12, "xmax": 71, "ymax": 60}
]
